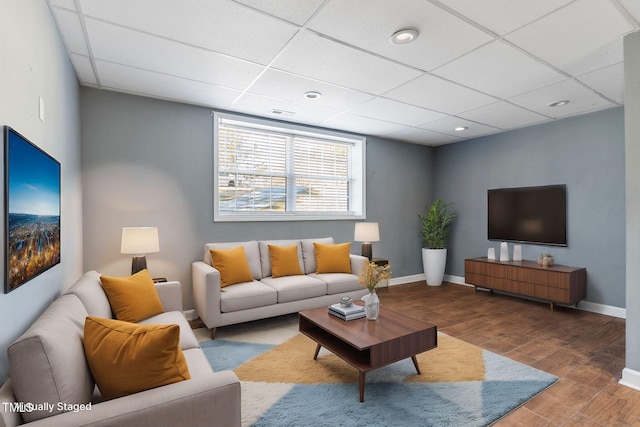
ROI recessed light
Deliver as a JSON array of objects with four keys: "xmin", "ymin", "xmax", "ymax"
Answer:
[
  {"xmin": 454, "ymin": 126, "xmax": 468, "ymax": 132},
  {"xmin": 390, "ymin": 29, "xmax": 419, "ymax": 45},
  {"xmin": 304, "ymin": 91, "xmax": 322, "ymax": 100},
  {"xmin": 548, "ymin": 100, "xmax": 570, "ymax": 107}
]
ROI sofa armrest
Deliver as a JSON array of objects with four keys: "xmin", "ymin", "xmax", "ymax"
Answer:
[
  {"xmin": 350, "ymin": 254, "xmax": 368, "ymax": 275},
  {"xmin": 154, "ymin": 280, "xmax": 183, "ymax": 313},
  {"xmin": 192, "ymin": 261, "xmax": 222, "ymax": 329},
  {"xmin": 23, "ymin": 371, "xmax": 241, "ymax": 427}
]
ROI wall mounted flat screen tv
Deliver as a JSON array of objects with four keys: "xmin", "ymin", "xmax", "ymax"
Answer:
[
  {"xmin": 488, "ymin": 185, "xmax": 567, "ymax": 247},
  {"xmin": 3, "ymin": 126, "xmax": 61, "ymax": 293}
]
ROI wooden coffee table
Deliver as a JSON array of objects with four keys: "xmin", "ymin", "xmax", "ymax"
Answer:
[{"xmin": 298, "ymin": 303, "xmax": 437, "ymax": 402}]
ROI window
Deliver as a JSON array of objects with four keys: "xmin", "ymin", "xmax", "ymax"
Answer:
[{"xmin": 213, "ymin": 112, "xmax": 365, "ymax": 222}]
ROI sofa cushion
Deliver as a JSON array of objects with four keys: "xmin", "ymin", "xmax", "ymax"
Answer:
[
  {"xmin": 301, "ymin": 237, "xmax": 333, "ymax": 274},
  {"xmin": 220, "ymin": 281, "xmax": 278, "ymax": 312},
  {"xmin": 7, "ymin": 295, "xmax": 93, "ymax": 423},
  {"xmin": 258, "ymin": 239, "xmax": 303, "ymax": 278},
  {"xmin": 314, "ymin": 242, "xmax": 352, "ymax": 274},
  {"xmin": 65, "ymin": 270, "xmax": 113, "ymax": 318},
  {"xmin": 139, "ymin": 311, "xmax": 199, "ymax": 351},
  {"xmin": 205, "ymin": 241, "xmax": 262, "ymax": 280},
  {"xmin": 268, "ymin": 244, "xmax": 304, "ymax": 278},
  {"xmin": 100, "ymin": 269, "xmax": 165, "ymax": 323},
  {"xmin": 261, "ymin": 275, "xmax": 327, "ymax": 303},
  {"xmin": 183, "ymin": 348, "xmax": 215, "ymax": 376},
  {"xmin": 310, "ymin": 273, "xmax": 363, "ymax": 295},
  {"xmin": 210, "ymin": 246, "xmax": 254, "ymax": 288},
  {"xmin": 84, "ymin": 317, "xmax": 190, "ymax": 400}
]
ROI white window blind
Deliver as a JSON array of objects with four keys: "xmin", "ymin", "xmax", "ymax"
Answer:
[{"xmin": 213, "ymin": 112, "xmax": 365, "ymax": 222}]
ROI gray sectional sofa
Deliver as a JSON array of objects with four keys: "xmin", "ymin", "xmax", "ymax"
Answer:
[
  {"xmin": 192, "ymin": 237, "xmax": 369, "ymax": 337},
  {"xmin": 0, "ymin": 271, "xmax": 240, "ymax": 427}
]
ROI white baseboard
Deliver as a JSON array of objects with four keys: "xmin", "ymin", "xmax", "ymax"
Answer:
[
  {"xmin": 426, "ymin": 274, "xmax": 626, "ymax": 319},
  {"xmin": 620, "ymin": 368, "xmax": 640, "ymax": 391},
  {"xmin": 388, "ymin": 274, "xmax": 425, "ymax": 286}
]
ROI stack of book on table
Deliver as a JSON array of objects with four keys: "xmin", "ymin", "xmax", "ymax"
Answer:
[{"xmin": 328, "ymin": 303, "xmax": 365, "ymax": 321}]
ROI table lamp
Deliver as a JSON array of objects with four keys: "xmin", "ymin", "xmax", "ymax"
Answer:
[
  {"xmin": 354, "ymin": 222, "xmax": 380, "ymax": 261},
  {"xmin": 120, "ymin": 227, "xmax": 160, "ymax": 274}
]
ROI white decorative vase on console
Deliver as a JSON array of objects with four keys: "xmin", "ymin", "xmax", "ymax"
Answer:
[
  {"xmin": 500, "ymin": 242, "xmax": 509, "ymax": 262},
  {"xmin": 422, "ymin": 248, "xmax": 447, "ymax": 287}
]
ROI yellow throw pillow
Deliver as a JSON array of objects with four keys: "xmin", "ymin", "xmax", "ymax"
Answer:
[
  {"xmin": 100, "ymin": 269, "xmax": 164, "ymax": 323},
  {"xmin": 269, "ymin": 244, "xmax": 303, "ymax": 278},
  {"xmin": 314, "ymin": 242, "xmax": 352, "ymax": 274},
  {"xmin": 83, "ymin": 316, "xmax": 190, "ymax": 400},
  {"xmin": 209, "ymin": 246, "xmax": 254, "ymax": 288}
]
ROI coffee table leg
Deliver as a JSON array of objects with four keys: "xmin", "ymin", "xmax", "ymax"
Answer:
[
  {"xmin": 359, "ymin": 371, "xmax": 365, "ymax": 402},
  {"xmin": 313, "ymin": 343, "xmax": 321, "ymax": 360},
  {"xmin": 411, "ymin": 355, "xmax": 421, "ymax": 375}
]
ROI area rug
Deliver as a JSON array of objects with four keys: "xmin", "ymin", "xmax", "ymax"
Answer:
[{"xmin": 200, "ymin": 325, "xmax": 557, "ymax": 427}]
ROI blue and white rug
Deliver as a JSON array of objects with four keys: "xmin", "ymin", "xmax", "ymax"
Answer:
[{"xmin": 200, "ymin": 321, "xmax": 556, "ymax": 427}]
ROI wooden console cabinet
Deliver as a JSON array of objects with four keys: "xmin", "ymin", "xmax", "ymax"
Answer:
[{"xmin": 464, "ymin": 257, "xmax": 586, "ymax": 310}]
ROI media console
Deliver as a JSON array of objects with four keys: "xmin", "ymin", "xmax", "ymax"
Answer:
[{"xmin": 464, "ymin": 257, "xmax": 586, "ymax": 310}]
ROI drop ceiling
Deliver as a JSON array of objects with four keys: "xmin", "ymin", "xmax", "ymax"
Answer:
[{"xmin": 48, "ymin": 0, "xmax": 639, "ymax": 146}]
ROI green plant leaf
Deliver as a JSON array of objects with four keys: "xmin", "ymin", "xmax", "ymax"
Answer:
[{"xmin": 418, "ymin": 199, "xmax": 456, "ymax": 249}]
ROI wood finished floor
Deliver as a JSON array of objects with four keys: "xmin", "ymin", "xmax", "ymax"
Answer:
[{"xmin": 375, "ymin": 281, "xmax": 631, "ymax": 426}]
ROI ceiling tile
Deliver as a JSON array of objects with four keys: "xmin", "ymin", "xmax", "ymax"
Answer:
[
  {"xmin": 85, "ymin": 19, "xmax": 264, "ymax": 90},
  {"xmin": 458, "ymin": 101, "xmax": 548, "ymax": 129},
  {"xmin": 322, "ymin": 113, "xmax": 408, "ymax": 137},
  {"xmin": 384, "ymin": 127, "xmax": 462, "ymax": 146},
  {"xmin": 576, "ymin": 62, "xmax": 624, "ymax": 104},
  {"xmin": 272, "ymin": 31, "xmax": 423, "ymax": 95},
  {"xmin": 348, "ymin": 97, "xmax": 447, "ymax": 127},
  {"xmin": 307, "ymin": 0, "xmax": 493, "ymax": 71},
  {"xmin": 384, "ymin": 74, "xmax": 497, "ymax": 114},
  {"xmin": 508, "ymin": 79, "xmax": 615, "ymax": 118},
  {"xmin": 95, "ymin": 60, "xmax": 242, "ymax": 109},
  {"xmin": 231, "ymin": 92, "xmax": 339, "ymax": 125},
  {"xmin": 80, "ymin": 0, "xmax": 298, "ymax": 64},
  {"xmin": 418, "ymin": 116, "xmax": 500, "ymax": 138},
  {"xmin": 51, "ymin": 8, "xmax": 89, "ymax": 55},
  {"xmin": 232, "ymin": 0, "xmax": 326, "ymax": 26},
  {"xmin": 50, "ymin": 0, "xmax": 77, "ymax": 11},
  {"xmin": 432, "ymin": 41, "xmax": 566, "ymax": 99},
  {"xmin": 619, "ymin": 0, "xmax": 640, "ymax": 22},
  {"xmin": 248, "ymin": 69, "xmax": 375, "ymax": 112},
  {"xmin": 438, "ymin": 0, "xmax": 573, "ymax": 36},
  {"xmin": 505, "ymin": 0, "xmax": 634, "ymax": 75},
  {"xmin": 70, "ymin": 53, "xmax": 97, "ymax": 85}
]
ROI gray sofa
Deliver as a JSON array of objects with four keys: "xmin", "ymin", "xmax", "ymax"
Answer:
[
  {"xmin": 192, "ymin": 237, "xmax": 369, "ymax": 338},
  {"xmin": 0, "ymin": 271, "xmax": 240, "ymax": 427}
]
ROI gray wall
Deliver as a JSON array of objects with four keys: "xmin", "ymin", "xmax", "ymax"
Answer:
[
  {"xmin": 81, "ymin": 88, "xmax": 434, "ymax": 308},
  {"xmin": 434, "ymin": 107, "xmax": 626, "ymax": 307},
  {"xmin": 0, "ymin": 2, "xmax": 83, "ymax": 381},
  {"xmin": 625, "ymin": 32, "xmax": 640, "ymax": 374}
]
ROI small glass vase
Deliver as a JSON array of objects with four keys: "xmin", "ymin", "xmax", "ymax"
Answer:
[{"xmin": 364, "ymin": 289, "xmax": 380, "ymax": 320}]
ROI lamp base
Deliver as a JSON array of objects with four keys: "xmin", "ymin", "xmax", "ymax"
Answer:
[
  {"xmin": 361, "ymin": 243, "xmax": 373, "ymax": 261},
  {"xmin": 131, "ymin": 256, "xmax": 147, "ymax": 275}
]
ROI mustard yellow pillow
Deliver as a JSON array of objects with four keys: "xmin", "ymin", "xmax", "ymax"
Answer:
[
  {"xmin": 100, "ymin": 269, "xmax": 164, "ymax": 323},
  {"xmin": 209, "ymin": 246, "xmax": 253, "ymax": 288},
  {"xmin": 314, "ymin": 242, "xmax": 352, "ymax": 274},
  {"xmin": 269, "ymin": 244, "xmax": 303, "ymax": 278},
  {"xmin": 83, "ymin": 316, "xmax": 190, "ymax": 400}
]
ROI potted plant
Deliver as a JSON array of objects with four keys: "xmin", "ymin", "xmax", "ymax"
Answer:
[{"xmin": 419, "ymin": 199, "xmax": 456, "ymax": 286}]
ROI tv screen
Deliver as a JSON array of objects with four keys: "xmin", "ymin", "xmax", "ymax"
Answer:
[
  {"xmin": 488, "ymin": 185, "xmax": 567, "ymax": 246},
  {"xmin": 3, "ymin": 126, "xmax": 61, "ymax": 293}
]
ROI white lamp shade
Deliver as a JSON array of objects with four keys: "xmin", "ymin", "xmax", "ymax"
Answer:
[
  {"xmin": 120, "ymin": 227, "xmax": 160, "ymax": 255},
  {"xmin": 354, "ymin": 222, "xmax": 380, "ymax": 242}
]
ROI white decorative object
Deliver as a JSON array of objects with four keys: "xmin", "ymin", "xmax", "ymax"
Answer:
[
  {"xmin": 513, "ymin": 245, "xmax": 522, "ymax": 262},
  {"xmin": 422, "ymin": 248, "xmax": 447, "ymax": 286},
  {"xmin": 500, "ymin": 242, "xmax": 509, "ymax": 262},
  {"xmin": 487, "ymin": 247, "xmax": 496, "ymax": 260}
]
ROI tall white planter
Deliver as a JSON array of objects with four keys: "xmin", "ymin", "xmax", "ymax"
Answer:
[{"xmin": 422, "ymin": 248, "xmax": 447, "ymax": 287}]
